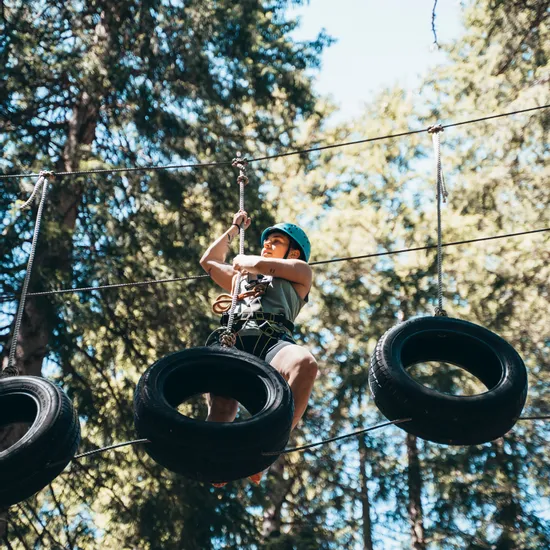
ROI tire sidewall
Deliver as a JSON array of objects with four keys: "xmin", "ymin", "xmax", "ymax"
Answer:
[
  {"xmin": 0, "ymin": 377, "xmax": 63, "ymax": 469},
  {"xmin": 134, "ymin": 347, "xmax": 293, "ymax": 447},
  {"xmin": 0, "ymin": 376, "xmax": 81, "ymax": 506},
  {"xmin": 369, "ymin": 317, "xmax": 528, "ymax": 444},
  {"xmin": 133, "ymin": 346, "xmax": 294, "ymax": 480}
]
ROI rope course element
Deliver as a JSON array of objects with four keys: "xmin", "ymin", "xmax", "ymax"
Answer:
[
  {"xmin": 428, "ymin": 124, "xmax": 448, "ymax": 317},
  {"xmin": 220, "ymin": 153, "xmax": 248, "ymax": 348},
  {"xmin": 0, "ymin": 227, "xmax": 547, "ymax": 303},
  {"xmin": 2, "ymin": 172, "xmax": 51, "ymax": 377},
  {"xmin": 55, "ymin": 413, "xmax": 550, "ymax": 466},
  {"xmin": 262, "ymin": 418, "xmax": 412, "ymax": 456},
  {"xmin": 0, "ymin": 104, "xmax": 548, "ymax": 180},
  {"xmin": 1, "ymin": 228, "xmax": 548, "ymax": 301},
  {"xmin": 72, "ymin": 439, "xmax": 150, "ymax": 462}
]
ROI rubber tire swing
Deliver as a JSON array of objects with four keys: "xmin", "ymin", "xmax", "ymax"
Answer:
[
  {"xmin": 369, "ymin": 316, "xmax": 528, "ymax": 445},
  {"xmin": 133, "ymin": 346, "xmax": 294, "ymax": 483},
  {"xmin": 0, "ymin": 376, "xmax": 81, "ymax": 507}
]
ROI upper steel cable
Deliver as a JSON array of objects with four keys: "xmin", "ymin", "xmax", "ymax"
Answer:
[{"xmin": 0, "ymin": 104, "xmax": 548, "ymax": 180}]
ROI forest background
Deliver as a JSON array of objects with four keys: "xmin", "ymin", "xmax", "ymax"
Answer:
[{"xmin": 0, "ymin": 0, "xmax": 549, "ymax": 548}]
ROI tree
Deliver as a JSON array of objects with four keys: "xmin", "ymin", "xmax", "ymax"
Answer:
[
  {"xmin": 1, "ymin": 0, "xmax": 329, "ymax": 546},
  {"xmin": 260, "ymin": 0, "xmax": 549, "ymax": 541}
]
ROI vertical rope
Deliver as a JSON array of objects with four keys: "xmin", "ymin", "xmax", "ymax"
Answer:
[
  {"xmin": 428, "ymin": 126, "xmax": 448, "ymax": 317},
  {"xmin": 3, "ymin": 172, "xmax": 52, "ymax": 377},
  {"xmin": 220, "ymin": 154, "xmax": 249, "ymax": 347}
]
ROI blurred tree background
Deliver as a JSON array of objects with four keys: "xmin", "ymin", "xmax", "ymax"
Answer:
[{"xmin": 0, "ymin": 0, "xmax": 548, "ymax": 548}]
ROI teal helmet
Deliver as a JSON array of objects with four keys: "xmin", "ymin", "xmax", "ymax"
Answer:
[{"xmin": 261, "ymin": 223, "xmax": 311, "ymax": 262}]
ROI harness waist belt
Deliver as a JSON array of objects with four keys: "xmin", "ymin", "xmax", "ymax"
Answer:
[{"xmin": 220, "ymin": 312, "xmax": 295, "ymax": 334}]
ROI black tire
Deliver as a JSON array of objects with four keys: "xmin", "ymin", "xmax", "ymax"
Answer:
[
  {"xmin": 133, "ymin": 346, "xmax": 294, "ymax": 482},
  {"xmin": 0, "ymin": 376, "xmax": 81, "ymax": 507},
  {"xmin": 368, "ymin": 316, "xmax": 528, "ymax": 445}
]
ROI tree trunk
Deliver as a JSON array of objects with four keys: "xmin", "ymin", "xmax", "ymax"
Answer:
[
  {"xmin": 493, "ymin": 438, "xmax": 521, "ymax": 550},
  {"xmin": 358, "ymin": 436, "xmax": 374, "ymax": 550},
  {"xmin": 406, "ymin": 433, "xmax": 426, "ymax": 550},
  {"xmin": 262, "ymin": 458, "xmax": 290, "ymax": 541}
]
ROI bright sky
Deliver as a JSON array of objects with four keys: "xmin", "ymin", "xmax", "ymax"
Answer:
[{"xmin": 289, "ymin": 0, "xmax": 465, "ymax": 122}]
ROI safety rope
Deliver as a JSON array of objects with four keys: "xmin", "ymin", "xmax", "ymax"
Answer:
[
  {"xmin": 219, "ymin": 153, "xmax": 249, "ymax": 348},
  {"xmin": 0, "ymin": 226, "xmax": 548, "ymax": 303},
  {"xmin": 212, "ymin": 287, "xmax": 265, "ymax": 314},
  {"xmin": 428, "ymin": 125, "xmax": 448, "ymax": 317},
  {"xmin": 0, "ymin": 104, "xmax": 548, "ymax": 181},
  {"xmin": 2, "ymin": 172, "xmax": 52, "ymax": 378}
]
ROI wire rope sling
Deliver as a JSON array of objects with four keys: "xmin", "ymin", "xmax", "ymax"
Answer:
[
  {"xmin": 133, "ymin": 155, "xmax": 294, "ymax": 483},
  {"xmin": 0, "ymin": 172, "xmax": 81, "ymax": 508},
  {"xmin": 368, "ymin": 127, "xmax": 528, "ymax": 445}
]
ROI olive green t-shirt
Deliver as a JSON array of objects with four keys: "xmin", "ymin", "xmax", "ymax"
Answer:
[{"xmin": 233, "ymin": 275, "xmax": 308, "ymax": 338}]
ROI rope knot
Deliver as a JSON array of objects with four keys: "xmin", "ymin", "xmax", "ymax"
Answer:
[
  {"xmin": 427, "ymin": 124, "xmax": 444, "ymax": 134},
  {"xmin": 39, "ymin": 170, "xmax": 55, "ymax": 179},
  {"xmin": 434, "ymin": 307, "xmax": 448, "ymax": 317},
  {"xmin": 231, "ymin": 153, "xmax": 248, "ymax": 171},
  {"xmin": 220, "ymin": 330, "xmax": 237, "ymax": 348},
  {"xmin": 0, "ymin": 365, "xmax": 19, "ymax": 378}
]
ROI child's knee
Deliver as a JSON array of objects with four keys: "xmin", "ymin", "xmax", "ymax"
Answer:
[
  {"xmin": 208, "ymin": 395, "xmax": 239, "ymax": 415},
  {"xmin": 296, "ymin": 355, "xmax": 318, "ymax": 380}
]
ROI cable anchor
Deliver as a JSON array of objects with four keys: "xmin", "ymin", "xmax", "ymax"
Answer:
[
  {"xmin": 427, "ymin": 124, "xmax": 444, "ymax": 134},
  {"xmin": 16, "ymin": 170, "xmax": 54, "ymax": 210}
]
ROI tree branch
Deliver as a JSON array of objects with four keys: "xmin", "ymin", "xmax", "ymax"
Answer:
[{"xmin": 431, "ymin": 0, "xmax": 440, "ymax": 49}]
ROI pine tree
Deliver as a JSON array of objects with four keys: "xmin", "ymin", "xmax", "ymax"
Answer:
[{"xmin": 0, "ymin": 1, "xmax": 329, "ymax": 547}]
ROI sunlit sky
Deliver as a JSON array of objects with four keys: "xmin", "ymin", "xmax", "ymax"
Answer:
[{"xmin": 289, "ymin": 0, "xmax": 465, "ymax": 122}]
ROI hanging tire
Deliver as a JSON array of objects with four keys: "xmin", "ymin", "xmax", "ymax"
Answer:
[
  {"xmin": 133, "ymin": 346, "xmax": 294, "ymax": 483},
  {"xmin": 0, "ymin": 376, "xmax": 81, "ymax": 507},
  {"xmin": 368, "ymin": 316, "xmax": 528, "ymax": 445}
]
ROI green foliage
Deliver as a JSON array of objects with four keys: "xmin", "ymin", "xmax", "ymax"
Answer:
[
  {"xmin": 0, "ymin": 0, "xmax": 329, "ymax": 547},
  {"xmin": 1, "ymin": 0, "xmax": 548, "ymax": 548}
]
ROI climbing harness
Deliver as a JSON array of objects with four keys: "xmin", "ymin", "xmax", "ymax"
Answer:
[
  {"xmin": 212, "ymin": 275, "xmax": 270, "ymax": 314},
  {"xmin": 220, "ymin": 311, "xmax": 295, "ymax": 335}
]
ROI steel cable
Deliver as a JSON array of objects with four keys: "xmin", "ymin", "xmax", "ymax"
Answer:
[
  {"xmin": 1, "ymin": 104, "xmax": 548, "ymax": 180},
  {"xmin": 54, "ymin": 414, "xmax": 550, "ymax": 467},
  {"xmin": 0, "ymin": 226, "xmax": 547, "ymax": 303},
  {"xmin": 2, "ymin": 174, "xmax": 50, "ymax": 377}
]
